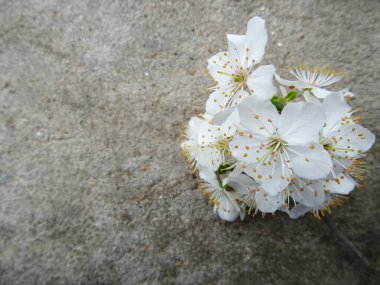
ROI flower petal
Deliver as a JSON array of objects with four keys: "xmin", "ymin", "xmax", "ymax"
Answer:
[
  {"xmin": 245, "ymin": 16, "xmax": 268, "ymax": 64},
  {"xmin": 291, "ymin": 180, "xmax": 325, "ymax": 208},
  {"xmin": 312, "ymin": 87, "xmax": 333, "ymax": 99},
  {"xmin": 330, "ymin": 124, "xmax": 375, "ymax": 158},
  {"xmin": 224, "ymin": 167, "xmax": 257, "ymax": 190},
  {"xmin": 324, "ymin": 173, "xmax": 356, "ymax": 194},
  {"xmin": 278, "ymin": 102, "xmax": 326, "ymax": 145},
  {"xmin": 231, "ymin": 89, "xmax": 250, "ymax": 107},
  {"xmin": 230, "ymin": 134, "xmax": 291, "ymax": 195},
  {"xmin": 247, "ymin": 65, "xmax": 277, "ymax": 100},
  {"xmin": 251, "ymin": 154, "xmax": 291, "ymax": 195},
  {"xmin": 287, "ymin": 204, "xmax": 311, "ymax": 219},
  {"xmin": 207, "ymin": 52, "xmax": 234, "ymax": 83},
  {"xmin": 196, "ymin": 123, "xmax": 226, "ymax": 171},
  {"xmin": 274, "ymin": 73, "xmax": 311, "ymax": 89},
  {"xmin": 198, "ymin": 167, "xmax": 216, "ymax": 181},
  {"xmin": 237, "ymin": 96, "xmax": 279, "ymax": 136},
  {"xmin": 211, "ymin": 105, "xmax": 239, "ymax": 126},
  {"xmin": 229, "ymin": 131, "xmax": 268, "ymax": 165},
  {"xmin": 321, "ymin": 93, "xmax": 351, "ymax": 137},
  {"xmin": 205, "ymin": 87, "xmax": 234, "ymax": 115},
  {"xmin": 288, "ymin": 144, "xmax": 333, "ymax": 180},
  {"xmin": 212, "ymin": 191, "xmax": 242, "ymax": 222},
  {"xmin": 255, "ymin": 189, "xmax": 284, "ymax": 213},
  {"xmin": 330, "ymin": 157, "xmax": 353, "ymax": 178},
  {"xmin": 336, "ymin": 88, "xmax": 355, "ymax": 98},
  {"xmin": 216, "ymin": 205, "xmax": 240, "ymax": 222},
  {"xmin": 196, "ymin": 148, "xmax": 222, "ymax": 171},
  {"xmin": 227, "ymin": 34, "xmax": 249, "ymax": 69},
  {"xmin": 303, "ymin": 90, "xmax": 321, "ymax": 105}
]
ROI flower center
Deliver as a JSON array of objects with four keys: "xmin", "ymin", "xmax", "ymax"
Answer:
[
  {"xmin": 320, "ymin": 136, "xmax": 355, "ymax": 155},
  {"xmin": 267, "ymin": 136, "xmax": 288, "ymax": 155},
  {"xmin": 323, "ymin": 143, "xmax": 333, "ymax": 151},
  {"xmin": 213, "ymin": 136, "xmax": 233, "ymax": 155},
  {"xmin": 233, "ymin": 73, "xmax": 248, "ymax": 83}
]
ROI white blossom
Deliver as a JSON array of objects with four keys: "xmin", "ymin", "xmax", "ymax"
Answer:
[
  {"xmin": 284, "ymin": 172, "xmax": 356, "ymax": 219},
  {"xmin": 206, "ymin": 17, "xmax": 276, "ymax": 115},
  {"xmin": 181, "ymin": 16, "xmax": 375, "ymax": 221},
  {"xmin": 275, "ymin": 66, "xmax": 347, "ymax": 100},
  {"xmin": 201, "ymin": 174, "xmax": 244, "ymax": 222},
  {"xmin": 230, "ymin": 97, "xmax": 332, "ymax": 196},
  {"xmin": 181, "ymin": 115, "xmax": 236, "ymax": 172},
  {"xmin": 320, "ymin": 94, "xmax": 375, "ymax": 178}
]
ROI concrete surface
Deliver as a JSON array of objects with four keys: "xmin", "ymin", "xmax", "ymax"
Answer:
[{"xmin": 1, "ymin": 0, "xmax": 380, "ymax": 284}]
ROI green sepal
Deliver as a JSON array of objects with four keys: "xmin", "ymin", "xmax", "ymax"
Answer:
[
  {"xmin": 271, "ymin": 95, "xmax": 286, "ymax": 112},
  {"xmin": 217, "ymin": 164, "xmax": 231, "ymax": 175},
  {"xmin": 285, "ymin": 91, "xmax": 298, "ymax": 102}
]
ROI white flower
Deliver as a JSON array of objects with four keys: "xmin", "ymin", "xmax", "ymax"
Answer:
[
  {"xmin": 181, "ymin": 15, "xmax": 376, "ymax": 221},
  {"xmin": 230, "ymin": 97, "xmax": 333, "ymax": 196},
  {"xmin": 285, "ymin": 172, "xmax": 356, "ymax": 219},
  {"xmin": 320, "ymin": 94, "xmax": 375, "ymax": 177},
  {"xmin": 201, "ymin": 175, "xmax": 244, "ymax": 222},
  {"xmin": 224, "ymin": 166, "xmax": 286, "ymax": 214},
  {"xmin": 275, "ymin": 66, "xmax": 346, "ymax": 100},
  {"xmin": 181, "ymin": 115, "xmax": 236, "ymax": 172},
  {"xmin": 206, "ymin": 16, "xmax": 276, "ymax": 115}
]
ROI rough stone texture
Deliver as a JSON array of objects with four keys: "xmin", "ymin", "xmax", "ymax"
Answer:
[{"xmin": 0, "ymin": 0, "xmax": 379, "ymax": 284}]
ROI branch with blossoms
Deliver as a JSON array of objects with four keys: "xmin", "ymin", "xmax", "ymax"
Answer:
[{"xmin": 181, "ymin": 16, "xmax": 375, "ymax": 222}]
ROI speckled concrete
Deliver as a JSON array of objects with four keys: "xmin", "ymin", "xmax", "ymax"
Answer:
[{"xmin": 1, "ymin": 0, "xmax": 380, "ymax": 284}]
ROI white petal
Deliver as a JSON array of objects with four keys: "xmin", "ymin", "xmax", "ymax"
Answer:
[
  {"xmin": 237, "ymin": 96, "xmax": 279, "ymax": 137},
  {"xmin": 324, "ymin": 173, "xmax": 356, "ymax": 194},
  {"xmin": 198, "ymin": 167, "xmax": 216, "ymax": 181},
  {"xmin": 279, "ymin": 86, "xmax": 288, "ymax": 97},
  {"xmin": 211, "ymin": 108, "xmax": 240, "ymax": 137},
  {"xmin": 291, "ymin": 180, "xmax": 325, "ymax": 208},
  {"xmin": 278, "ymin": 102, "xmax": 326, "ymax": 145},
  {"xmin": 225, "ymin": 168, "xmax": 257, "ymax": 190},
  {"xmin": 330, "ymin": 124, "xmax": 375, "ymax": 158},
  {"xmin": 247, "ymin": 65, "xmax": 277, "ymax": 100},
  {"xmin": 229, "ymin": 131, "xmax": 268, "ymax": 165},
  {"xmin": 214, "ymin": 191, "xmax": 241, "ymax": 222},
  {"xmin": 182, "ymin": 117, "xmax": 203, "ymax": 150},
  {"xmin": 288, "ymin": 144, "xmax": 333, "ymax": 180},
  {"xmin": 196, "ymin": 124, "xmax": 225, "ymax": 171},
  {"xmin": 274, "ymin": 73, "xmax": 311, "ymax": 89},
  {"xmin": 303, "ymin": 90, "xmax": 321, "ymax": 105},
  {"xmin": 255, "ymin": 189, "xmax": 284, "ymax": 213},
  {"xmin": 231, "ymin": 89, "xmax": 250, "ymax": 107},
  {"xmin": 211, "ymin": 106, "xmax": 239, "ymax": 126},
  {"xmin": 217, "ymin": 207, "xmax": 240, "ymax": 222},
  {"xmin": 207, "ymin": 52, "xmax": 235, "ymax": 82},
  {"xmin": 205, "ymin": 87, "xmax": 234, "ymax": 115},
  {"xmin": 227, "ymin": 34, "xmax": 249, "ymax": 69},
  {"xmin": 182, "ymin": 117, "xmax": 208, "ymax": 166},
  {"xmin": 245, "ymin": 16, "xmax": 268, "ymax": 64},
  {"xmin": 336, "ymin": 88, "xmax": 355, "ymax": 98},
  {"xmin": 330, "ymin": 157, "xmax": 353, "ymax": 177},
  {"xmin": 321, "ymin": 93, "xmax": 351, "ymax": 137},
  {"xmin": 311, "ymin": 87, "xmax": 333, "ymax": 99},
  {"xmin": 196, "ymin": 148, "xmax": 222, "ymax": 171},
  {"xmin": 250, "ymin": 156, "xmax": 291, "ymax": 196},
  {"xmin": 287, "ymin": 204, "xmax": 311, "ymax": 219}
]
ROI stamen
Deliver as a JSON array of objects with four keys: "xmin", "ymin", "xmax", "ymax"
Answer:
[{"xmin": 289, "ymin": 65, "xmax": 346, "ymax": 87}]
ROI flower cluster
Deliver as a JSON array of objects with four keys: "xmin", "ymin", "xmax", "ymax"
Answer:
[{"xmin": 181, "ymin": 17, "xmax": 375, "ymax": 221}]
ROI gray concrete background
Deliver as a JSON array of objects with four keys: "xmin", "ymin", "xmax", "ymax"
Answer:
[{"xmin": 1, "ymin": 0, "xmax": 380, "ymax": 284}]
